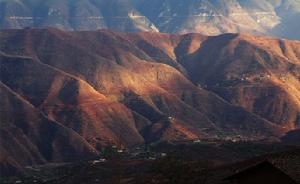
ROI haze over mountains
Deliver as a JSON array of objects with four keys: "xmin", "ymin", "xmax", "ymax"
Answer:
[
  {"xmin": 1, "ymin": 28, "xmax": 300, "ymax": 173},
  {"xmin": 0, "ymin": 0, "xmax": 300, "ymax": 40}
]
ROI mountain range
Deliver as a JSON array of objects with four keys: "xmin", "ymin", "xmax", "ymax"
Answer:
[
  {"xmin": 0, "ymin": 0, "xmax": 300, "ymax": 39},
  {"xmin": 0, "ymin": 28, "xmax": 300, "ymax": 174}
]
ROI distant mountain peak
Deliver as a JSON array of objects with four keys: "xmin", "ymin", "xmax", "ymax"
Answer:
[{"xmin": 0, "ymin": 0, "xmax": 299, "ymax": 39}]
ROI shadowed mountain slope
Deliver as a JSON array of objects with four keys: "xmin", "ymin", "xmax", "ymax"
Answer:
[
  {"xmin": 0, "ymin": 29, "xmax": 287, "ymax": 143},
  {"xmin": 179, "ymin": 33, "xmax": 300, "ymax": 130},
  {"xmin": 1, "ymin": 28, "xmax": 300, "ymax": 176},
  {"xmin": 0, "ymin": 79, "xmax": 98, "ymax": 176}
]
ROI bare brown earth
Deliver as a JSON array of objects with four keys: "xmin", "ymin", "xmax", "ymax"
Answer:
[
  {"xmin": 0, "ymin": 80, "xmax": 98, "ymax": 176},
  {"xmin": 0, "ymin": 28, "xmax": 299, "ymax": 174},
  {"xmin": 179, "ymin": 33, "xmax": 300, "ymax": 129}
]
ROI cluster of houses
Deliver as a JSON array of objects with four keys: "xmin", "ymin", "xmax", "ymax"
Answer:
[{"xmin": 90, "ymin": 145, "xmax": 168, "ymax": 165}]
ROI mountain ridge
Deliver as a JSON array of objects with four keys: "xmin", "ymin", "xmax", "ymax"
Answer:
[
  {"xmin": 0, "ymin": 0, "xmax": 299, "ymax": 39},
  {"xmin": 1, "ymin": 28, "xmax": 300, "ymax": 176}
]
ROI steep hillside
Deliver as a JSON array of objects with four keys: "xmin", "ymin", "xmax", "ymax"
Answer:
[
  {"xmin": 1, "ymin": 28, "xmax": 300, "ymax": 175},
  {"xmin": 0, "ymin": 79, "xmax": 98, "ymax": 176},
  {"xmin": 1, "ymin": 28, "xmax": 288, "ymax": 142},
  {"xmin": 0, "ymin": 51, "xmax": 145, "ymax": 147},
  {"xmin": 179, "ymin": 33, "xmax": 300, "ymax": 130}
]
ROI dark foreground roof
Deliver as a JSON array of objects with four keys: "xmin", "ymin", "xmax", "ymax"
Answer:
[{"xmin": 224, "ymin": 161, "xmax": 298, "ymax": 184}]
